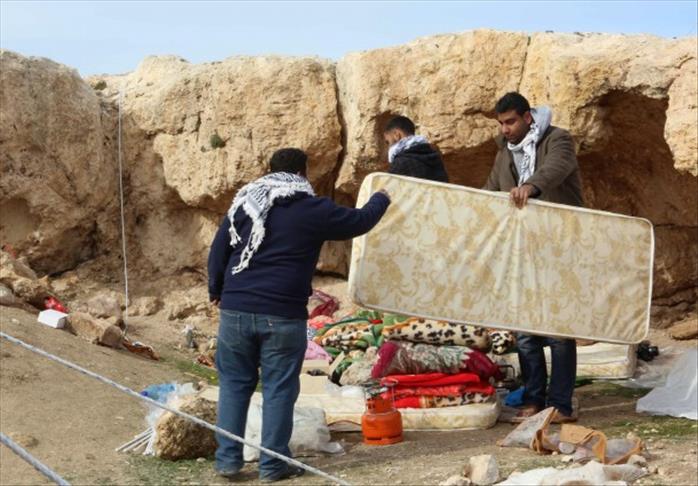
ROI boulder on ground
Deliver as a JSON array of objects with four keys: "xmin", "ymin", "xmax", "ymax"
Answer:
[
  {"xmin": 0, "ymin": 250, "xmax": 52, "ymax": 308},
  {"xmin": 129, "ymin": 296, "xmax": 162, "ymax": 317},
  {"xmin": 154, "ymin": 394, "xmax": 217, "ymax": 460},
  {"xmin": 66, "ymin": 311, "xmax": 123, "ymax": 347}
]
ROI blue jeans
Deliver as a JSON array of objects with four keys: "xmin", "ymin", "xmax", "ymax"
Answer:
[
  {"xmin": 516, "ymin": 334, "xmax": 576, "ymax": 416},
  {"xmin": 215, "ymin": 309, "xmax": 307, "ymax": 478}
]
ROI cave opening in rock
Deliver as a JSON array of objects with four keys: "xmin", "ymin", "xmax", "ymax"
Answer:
[{"xmin": 577, "ymin": 90, "xmax": 698, "ymax": 324}]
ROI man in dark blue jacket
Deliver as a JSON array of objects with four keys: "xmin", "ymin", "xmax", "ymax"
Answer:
[{"xmin": 208, "ymin": 148, "xmax": 390, "ymax": 482}]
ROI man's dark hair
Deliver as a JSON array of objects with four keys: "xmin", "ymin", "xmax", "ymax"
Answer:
[
  {"xmin": 495, "ymin": 92, "xmax": 531, "ymax": 116},
  {"xmin": 269, "ymin": 148, "xmax": 307, "ymax": 175},
  {"xmin": 384, "ymin": 116, "xmax": 416, "ymax": 135}
]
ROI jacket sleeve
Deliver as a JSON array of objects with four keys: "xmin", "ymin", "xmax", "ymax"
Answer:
[
  {"xmin": 207, "ymin": 216, "xmax": 233, "ymax": 301},
  {"xmin": 525, "ymin": 131, "xmax": 578, "ymax": 195},
  {"xmin": 482, "ymin": 161, "xmax": 501, "ymax": 191},
  {"xmin": 320, "ymin": 193, "xmax": 390, "ymax": 241}
]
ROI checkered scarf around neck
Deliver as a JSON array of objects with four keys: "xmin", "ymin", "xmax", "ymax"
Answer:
[
  {"xmin": 507, "ymin": 106, "xmax": 552, "ymax": 185},
  {"xmin": 227, "ymin": 172, "xmax": 315, "ymax": 274}
]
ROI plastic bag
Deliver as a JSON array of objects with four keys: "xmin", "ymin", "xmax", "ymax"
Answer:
[
  {"xmin": 243, "ymin": 404, "xmax": 344, "ymax": 461},
  {"xmin": 325, "ymin": 382, "xmax": 366, "ymax": 399},
  {"xmin": 498, "ymin": 407, "xmax": 555, "ymax": 448},
  {"xmin": 143, "ymin": 382, "xmax": 197, "ymax": 428},
  {"xmin": 636, "ymin": 349, "xmax": 697, "ymax": 419}
]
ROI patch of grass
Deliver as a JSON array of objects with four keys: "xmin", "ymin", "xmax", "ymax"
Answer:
[
  {"xmin": 93, "ymin": 80, "xmax": 107, "ymax": 90},
  {"xmin": 578, "ymin": 381, "xmax": 650, "ymax": 399},
  {"xmin": 210, "ymin": 132, "xmax": 226, "ymax": 149},
  {"xmin": 169, "ymin": 357, "xmax": 219, "ymax": 385},
  {"xmin": 128, "ymin": 456, "xmax": 215, "ymax": 486},
  {"xmin": 607, "ymin": 416, "xmax": 698, "ymax": 439}
]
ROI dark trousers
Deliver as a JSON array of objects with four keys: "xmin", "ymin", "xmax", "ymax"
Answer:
[{"xmin": 516, "ymin": 334, "xmax": 576, "ymax": 416}]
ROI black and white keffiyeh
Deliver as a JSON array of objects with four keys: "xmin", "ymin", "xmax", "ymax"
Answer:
[
  {"xmin": 227, "ymin": 172, "xmax": 315, "ymax": 274},
  {"xmin": 507, "ymin": 106, "xmax": 552, "ymax": 185},
  {"xmin": 388, "ymin": 134, "xmax": 429, "ymax": 164}
]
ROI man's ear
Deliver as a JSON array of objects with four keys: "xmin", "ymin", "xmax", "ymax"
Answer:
[{"xmin": 523, "ymin": 111, "xmax": 533, "ymax": 125}]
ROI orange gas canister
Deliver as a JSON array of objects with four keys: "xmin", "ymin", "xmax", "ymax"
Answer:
[{"xmin": 361, "ymin": 383, "xmax": 403, "ymax": 445}]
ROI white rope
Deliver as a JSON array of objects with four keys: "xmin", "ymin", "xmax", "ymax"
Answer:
[
  {"xmin": 117, "ymin": 87, "xmax": 130, "ymax": 330},
  {"xmin": 0, "ymin": 331, "xmax": 350, "ymax": 486},
  {"xmin": 0, "ymin": 432, "xmax": 71, "ymax": 486}
]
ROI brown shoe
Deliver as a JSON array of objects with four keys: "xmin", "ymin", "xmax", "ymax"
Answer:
[
  {"xmin": 510, "ymin": 405, "xmax": 542, "ymax": 423},
  {"xmin": 551, "ymin": 408, "xmax": 578, "ymax": 424}
]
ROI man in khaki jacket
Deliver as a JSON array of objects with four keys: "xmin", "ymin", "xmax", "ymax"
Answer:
[{"xmin": 484, "ymin": 92, "xmax": 583, "ymax": 423}]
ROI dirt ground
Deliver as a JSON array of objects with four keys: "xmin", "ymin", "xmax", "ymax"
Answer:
[{"xmin": 2, "ymin": 285, "xmax": 697, "ymax": 486}]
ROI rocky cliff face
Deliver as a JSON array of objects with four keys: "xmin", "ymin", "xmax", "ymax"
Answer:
[{"xmin": 1, "ymin": 30, "xmax": 696, "ymax": 325}]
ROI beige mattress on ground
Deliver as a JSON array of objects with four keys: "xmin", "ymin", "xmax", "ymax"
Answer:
[
  {"xmin": 493, "ymin": 342, "xmax": 638, "ymax": 380},
  {"xmin": 201, "ymin": 386, "xmax": 500, "ymax": 431},
  {"xmin": 349, "ymin": 173, "xmax": 654, "ymax": 344}
]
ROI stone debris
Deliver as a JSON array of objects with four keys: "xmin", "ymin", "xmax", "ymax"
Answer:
[
  {"xmin": 467, "ymin": 454, "xmax": 500, "ymax": 485},
  {"xmin": 440, "ymin": 475, "xmax": 471, "ymax": 486},
  {"xmin": 66, "ymin": 312, "xmax": 123, "ymax": 347}
]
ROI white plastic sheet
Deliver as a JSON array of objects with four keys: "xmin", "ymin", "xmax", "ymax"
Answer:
[
  {"xmin": 498, "ymin": 460, "xmax": 646, "ymax": 485},
  {"xmin": 636, "ymin": 349, "xmax": 697, "ymax": 420},
  {"xmin": 243, "ymin": 404, "xmax": 343, "ymax": 461}
]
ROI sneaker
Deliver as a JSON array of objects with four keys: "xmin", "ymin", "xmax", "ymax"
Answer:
[{"xmin": 260, "ymin": 465, "xmax": 306, "ymax": 483}]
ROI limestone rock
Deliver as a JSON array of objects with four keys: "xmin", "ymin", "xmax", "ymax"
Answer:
[
  {"xmin": 164, "ymin": 288, "xmax": 210, "ymax": 321},
  {"xmin": 86, "ymin": 291, "xmax": 123, "ymax": 321},
  {"xmin": 155, "ymin": 394, "xmax": 217, "ymax": 460},
  {"xmin": 0, "ymin": 50, "xmax": 117, "ymax": 274},
  {"xmin": 0, "ymin": 250, "xmax": 52, "ymax": 307},
  {"xmin": 467, "ymin": 455, "xmax": 499, "ymax": 486},
  {"xmin": 100, "ymin": 324, "xmax": 125, "ymax": 348},
  {"xmin": 668, "ymin": 315, "xmax": 698, "ymax": 340},
  {"xmin": 317, "ymin": 240, "xmax": 350, "ymax": 277},
  {"xmin": 112, "ymin": 55, "xmax": 341, "ymax": 209},
  {"xmin": 67, "ymin": 311, "xmax": 122, "ymax": 346},
  {"xmin": 440, "ymin": 475, "xmax": 471, "ymax": 486},
  {"xmin": 0, "ymin": 283, "xmax": 17, "ymax": 306},
  {"xmin": 335, "ymin": 30, "xmax": 529, "ymax": 197},
  {"xmin": 2, "ymin": 31, "xmax": 697, "ymax": 319},
  {"xmin": 335, "ymin": 31, "xmax": 697, "ymax": 309},
  {"xmin": 129, "ymin": 296, "xmax": 162, "ymax": 316}
]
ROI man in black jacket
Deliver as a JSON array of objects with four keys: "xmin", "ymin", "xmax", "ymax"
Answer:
[
  {"xmin": 383, "ymin": 115, "xmax": 449, "ymax": 182},
  {"xmin": 208, "ymin": 148, "xmax": 390, "ymax": 482}
]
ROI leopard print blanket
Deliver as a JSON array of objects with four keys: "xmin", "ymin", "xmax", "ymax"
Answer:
[{"xmin": 382, "ymin": 317, "xmax": 516, "ymax": 355}]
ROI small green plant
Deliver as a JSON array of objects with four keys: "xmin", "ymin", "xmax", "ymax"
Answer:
[
  {"xmin": 171, "ymin": 357, "xmax": 219, "ymax": 385},
  {"xmin": 210, "ymin": 132, "xmax": 226, "ymax": 149},
  {"xmin": 93, "ymin": 80, "xmax": 107, "ymax": 91}
]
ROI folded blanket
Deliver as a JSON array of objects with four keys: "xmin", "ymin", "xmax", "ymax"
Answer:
[
  {"xmin": 390, "ymin": 382, "xmax": 495, "ymax": 399},
  {"xmin": 382, "ymin": 318, "xmax": 491, "ymax": 350},
  {"xmin": 391, "ymin": 392, "xmax": 495, "ymax": 409},
  {"xmin": 380, "ymin": 372, "xmax": 481, "ymax": 387},
  {"xmin": 372, "ymin": 341, "xmax": 502, "ymax": 381}
]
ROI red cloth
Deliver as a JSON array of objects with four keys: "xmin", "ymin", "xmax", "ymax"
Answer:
[
  {"xmin": 390, "ymin": 382, "xmax": 495, "ymax": 399},
  {"xmin": 308, "ymin": 289, "xmax": 339, "ymax": 319},
  {"xmin": 380, "ymin": 372, "xmax": 480, "ymax": 388}
]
